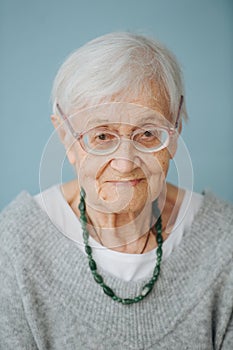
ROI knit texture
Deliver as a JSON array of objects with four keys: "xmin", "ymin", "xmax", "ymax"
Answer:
[{"xmin": 0, "ymin": 191, "xmax": 233, "ymax": 350}]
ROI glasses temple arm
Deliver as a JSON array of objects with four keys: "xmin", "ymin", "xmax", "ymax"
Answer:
[
  {"xmin": 174, "ymin": 95, "xmax": 184, "ymax": 129},
  {"xmin": 56, "ymin": 103, "xmax": 80, "ymax": 139}
]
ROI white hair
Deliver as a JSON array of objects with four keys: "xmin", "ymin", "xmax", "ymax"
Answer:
[{"xmin": 51, "ymin": 32, "xmax": 188, "ymax": 121}]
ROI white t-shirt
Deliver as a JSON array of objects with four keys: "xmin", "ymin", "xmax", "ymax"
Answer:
[{"xmin": 34, "ymin": 186, "xmax": 203, "ymax": 282}]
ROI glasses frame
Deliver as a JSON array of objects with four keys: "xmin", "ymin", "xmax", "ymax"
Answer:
[{"xmin": 56, "ymin": 96, "xmax": 183, "ymax": 155}]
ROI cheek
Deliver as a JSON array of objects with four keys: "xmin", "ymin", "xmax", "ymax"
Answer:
[
  {"xmin": 150, "ymin": 150, "xmax": 170, "ymax": 176},
  {"xmin": 147, "ymin": 151, "xmax": 170, "ymax": 200},
  {"xmin": 69, "ymin": 144, "xmax": 97, "ymax": 192},
  {"xmin": 72, "ymin": 147, "xmax": 107, "ymax": 198},
  {"xmin": 158, "ymin": 155, "xmax": 170, "ymax": 177},
  {"xmin": 72, "ymin": 143, "xmax": 87, "ymax": 170}
]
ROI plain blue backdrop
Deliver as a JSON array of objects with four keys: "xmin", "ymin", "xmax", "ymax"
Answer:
[{"xmin": 1, "ymin": 0, "xmax": 233, "ymax": 209}]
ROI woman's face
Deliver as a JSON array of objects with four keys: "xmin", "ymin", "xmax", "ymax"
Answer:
[{"xmin": 59, "ymin": 93, "xmax": 179, "ymax": 215}]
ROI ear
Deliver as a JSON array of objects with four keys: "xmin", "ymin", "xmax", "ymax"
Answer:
[
  {"xmin": 168, "ymin": 121, "xmax": 182, "ymax": 159},
  {"xmin": 178, "ymin": 120, "xmax": 182, "ymax": 134},
  {"xmin": 51, "ymin": 114, "xmax": 66, "ymax": 143},
  {"xmin": 51, "ymin": 114, "xmax": 76, "ymax": 165}
]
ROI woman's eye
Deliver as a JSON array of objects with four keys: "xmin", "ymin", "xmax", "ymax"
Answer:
[
  {"xmin": 144, "ymin": 130, "xmax": 153, "ymax": 137},
  {"xmin": 97, "ymin": 133, "xmax": 108, "ymax": 140},
  {"xmin": 95, "ymin": 132, "xmax": 114, "ymax": 142},
  {"xmin": 141, "ymin": 129, "xmax": 157, "ymax": 139}
]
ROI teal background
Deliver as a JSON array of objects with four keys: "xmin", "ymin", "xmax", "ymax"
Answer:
[{"xmin": 1, "ymin": 0, "xmax": 233, "ymax": 209}]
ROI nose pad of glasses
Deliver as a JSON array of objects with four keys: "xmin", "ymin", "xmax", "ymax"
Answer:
[{"xmin": 117, "ymin": 137, "xmax": 138, "ymax": 153}]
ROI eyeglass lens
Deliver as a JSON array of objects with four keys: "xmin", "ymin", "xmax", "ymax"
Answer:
[{"xmin": 82, "ymin": 126, "xmax": 169, "ymax": 154}]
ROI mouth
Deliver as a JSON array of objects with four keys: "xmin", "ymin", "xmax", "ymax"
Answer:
[{"xmin": 106, "ymin": 178, "xmax": 145, "ymax": 187}]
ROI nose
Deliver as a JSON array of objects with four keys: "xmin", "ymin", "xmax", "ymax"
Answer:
[
  {"xmin": 110, "ymin": 158, "xmax": 138, "ymax": 173},
  {"xmin": 110, "ymin": 139, "xmax": 140, "ymax": 173}
]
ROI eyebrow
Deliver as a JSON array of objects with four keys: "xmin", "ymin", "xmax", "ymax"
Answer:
[
  {"xmin": 84, "ymin": 115, "xmax": 165, "ymax": 129},
  {"xmin": 85, "ymin": 119, "xmax": 110, "ymax": 128}
]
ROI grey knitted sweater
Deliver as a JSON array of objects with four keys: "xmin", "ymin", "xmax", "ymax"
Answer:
[{"xmin": 0, "ymin": 191, "xmax": 233, "ymax": 350}]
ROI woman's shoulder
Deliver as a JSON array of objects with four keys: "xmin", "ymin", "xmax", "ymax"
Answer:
[
  {"xmin": 0, "ymin": 190, "xmax": 83, "ymax": 300},
  {"xmin": 0, "ymin": 191, "xmax": 37, "ymax": 231},
  {"xmin": 200, "ymin": 191, "xmax": 233, "ymax": 226},
  {"xmin": 190, "ymin": 191, "xmax": 233, "ymax": 263},
  {"xmin": 0, "ymin": 191, "xmax": 43, "ymax": 228},
  {"xmin": 0, "ymin": 191, "xmax": 57, "ymax": 259}
]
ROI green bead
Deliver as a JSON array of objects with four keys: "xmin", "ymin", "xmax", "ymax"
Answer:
[
  {"xmin": 78, "ymin": 201, "xmax": 86, "ymax": 212},
  {"xmin": 156, "ymin": 234, "xmax": 163, "ymax": 244},
  {"xmin": 114, "ymin": 296, "xmax": 122, "ymax": 303},
  {"xmin": 141, "ymin": 283, "xmax": 153, "ymax": 297},
  {"xmin": 92, "ymin": 271, "xmax": 104, "ymax": 284},
  {"xmin": 81, "ymin": 224, "xmax": 87, "ymax": 232},
  {"xmin": 153, "ymin": 265, "xmax": 160, "ymax": 276},
  {"xmin": 122, "ymin": 298, "xmax": 134, "ymax": 304},
  {"xmin": 152, "ymin": 275, "xmax": 158, "ymax": 282},
  {"xmin": 85, "ymin": 245, "xmax": 92, "ymax": 255},
  {"xmin": 80, "ymin": 214, "xmax": 87, "ymax": 223},
  {"xmin": 134, "ymin": 296, "xmax": 143, "ymax": 302},
  {"xmin": 89, "ymin": 259, "xmax": 97, "ymax": 271},
  {"xmin": 148, "ymin": 279, "xmax": 155, "ymax": 286},
  {"xmin": 93, "ymin": 273, "xmax": 103, "ymax": 284},
  {"xmin": 82, "ymin": 230, "xmax": 89, "ymax": 241},
  {"xmin": 103, "ymin": 284, "xmax": 115, "ymax": 297},
  {"xmin": 152, "ymin": 201, "xmax": 160, "ymax": 216},
  {"xmin": 80, "ymin": 187, "xmax": 86, "ymax": 198},
  {"xmin": 157, "ymin": 246, "xmax": 163, "ymax": 259},
  {"xmin": 81, "ymin": 223, "xmax": 87, "ymax": 230}
]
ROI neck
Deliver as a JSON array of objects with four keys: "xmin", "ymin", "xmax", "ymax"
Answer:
[
  {"xmin": 86, "ymin": 202, "xmax": 153, "ymax": 253},
  {"xmin": 61, "ymin": 180, "xmax": 185, "ymax": 254}
]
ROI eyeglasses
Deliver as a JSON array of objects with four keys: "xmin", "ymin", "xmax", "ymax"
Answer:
[{"xmin": 56, "ymin": 97, "xmax": 183, "ymax": 155}]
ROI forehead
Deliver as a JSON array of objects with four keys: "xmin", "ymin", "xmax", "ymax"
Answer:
[{"xmin": 69, "ymin": 101, "xmax": 171, "ymax": 131}]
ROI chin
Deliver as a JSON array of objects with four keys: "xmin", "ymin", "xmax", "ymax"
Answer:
[{"xmin": 98, "ymin": 184, "xmax": 150, "ymax": 214}]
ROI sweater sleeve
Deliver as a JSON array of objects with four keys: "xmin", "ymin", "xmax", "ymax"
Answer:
[{"xmin": 0, "ymin": 248, "xmax": 38, "ymax": 350}]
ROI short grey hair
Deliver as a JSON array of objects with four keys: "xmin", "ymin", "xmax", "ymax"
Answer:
[{"xmin": 52, "ymin": 32, "xmax": 188, "ymax": 121}]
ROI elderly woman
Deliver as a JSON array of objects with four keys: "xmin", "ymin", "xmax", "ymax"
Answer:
[{"xmin": 0, "ymin": 32, "xmax": 232, "ymax": 349}]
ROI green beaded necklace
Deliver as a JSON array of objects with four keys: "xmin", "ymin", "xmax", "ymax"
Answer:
[{"xmin": 78, "ymin": 188, "xmax": 163, "ymax": 304}]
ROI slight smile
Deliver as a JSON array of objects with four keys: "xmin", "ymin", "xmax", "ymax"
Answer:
[{"xmin": 107, "ymin": 178, "xmax": 145, "ymax": 187}]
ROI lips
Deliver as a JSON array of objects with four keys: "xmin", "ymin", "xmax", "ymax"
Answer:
[{"xmin": 107, "ymin": 178, "xmax": 145, "ymax": 186}]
